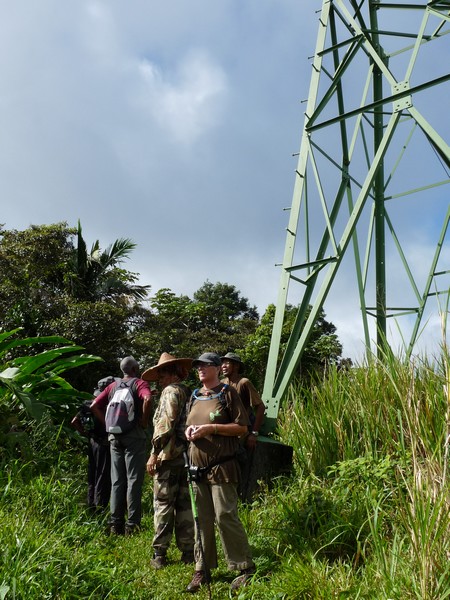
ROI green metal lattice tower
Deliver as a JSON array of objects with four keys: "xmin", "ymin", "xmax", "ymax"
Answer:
[{"xmin": 263, "ymin": 0, "xmax": 450, "ymax": 433}]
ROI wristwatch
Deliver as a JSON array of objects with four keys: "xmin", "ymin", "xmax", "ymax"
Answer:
[{"xmin": 251, "ymin": 431, "xmax": 259, "ymax": 437}]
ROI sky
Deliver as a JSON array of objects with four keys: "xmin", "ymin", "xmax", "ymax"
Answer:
[{"xmin": 0, "ymin": 1, "xmax": 449, "ymax": 363}]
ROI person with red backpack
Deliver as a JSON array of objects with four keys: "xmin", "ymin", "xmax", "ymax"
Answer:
[{"xmin": 90, "ymin": 356, "xmax": 152, "ymax": 535}]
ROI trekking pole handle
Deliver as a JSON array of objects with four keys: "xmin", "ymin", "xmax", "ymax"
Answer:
[
  {"xmin": 184, "ymin": 454, "xmax": 199, "ymax": 517},
  {"xmin": 183, "ymin": 451, "xmax": 190, "ymax": 471}
]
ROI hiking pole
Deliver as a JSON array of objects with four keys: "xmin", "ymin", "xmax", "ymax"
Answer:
[{"xmin": 183, "ymin": 451, "xmax": 212, "ymax": 600}]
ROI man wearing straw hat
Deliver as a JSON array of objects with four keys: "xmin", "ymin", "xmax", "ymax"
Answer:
[{"xmin": 143, "ymin": 352, "xmax": 195, "ymax": 569}]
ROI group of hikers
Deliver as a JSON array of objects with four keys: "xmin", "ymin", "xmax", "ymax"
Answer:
[{"xmin": 71, "ymin": 350, "xmax": 266, "ymax": 594}]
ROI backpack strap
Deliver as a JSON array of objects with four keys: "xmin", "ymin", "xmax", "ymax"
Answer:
[
  {"xmin": 190, "ymin": 384, "xmax": 229, "ymax": 403},
  {"xmin": 188, "ymin": 384, "xmax": 232, "ymax": 421},
  {"xmin": 108, "ymin": 378, "xmax": 121, "ymax": 401},
  {"xmin": 126, "ymin": 377, "xmax": 138, "ymax": 394},
  {"xmin": 187, "ymin": 389, "xmax": 200, "ymax": 414},
  {"xmin": 108, "ymin": 377, "xmax": 138, "ymax": 400}
]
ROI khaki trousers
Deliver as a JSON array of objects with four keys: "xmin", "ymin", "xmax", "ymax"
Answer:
[{"xmin": 193, "ymin": 480, "xmax": 254, "ymax": 572}]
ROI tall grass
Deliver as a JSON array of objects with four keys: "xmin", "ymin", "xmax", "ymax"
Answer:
[
  {"xmin": 277, "ymin": 349, "xmax": 450, "ymax": 599},
  {"xmin": 1, "ymin": 352, "xmax": 449, "ymax": 599}
]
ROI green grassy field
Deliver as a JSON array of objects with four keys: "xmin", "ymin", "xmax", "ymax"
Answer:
[{"xmin": 1, "ymin": 353, "xmax": 449, "ymax": 599}]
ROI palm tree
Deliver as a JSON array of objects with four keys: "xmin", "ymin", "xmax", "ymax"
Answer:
[{"xmin": 68, "ymin": 221, "xmax": 149, "ymax": 303}]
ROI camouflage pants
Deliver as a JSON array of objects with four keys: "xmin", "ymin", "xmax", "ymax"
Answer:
[{"xmin": 152, "ymin": 458, "xmax": 194, "ymax": 556}]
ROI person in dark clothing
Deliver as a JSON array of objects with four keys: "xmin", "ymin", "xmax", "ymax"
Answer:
[{"xmin": 71, "ymin": 376, "xmax": 118, "ymax": 509}]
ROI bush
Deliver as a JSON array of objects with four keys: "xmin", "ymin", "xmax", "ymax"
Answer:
[{"xmin": 0, "ymin": 328, "xmax": 101, "ymax": 471}]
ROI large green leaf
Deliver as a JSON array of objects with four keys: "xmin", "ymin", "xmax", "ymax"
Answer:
[
  {"xmin": 0, "ymin": 367, "xmax": 20, "ymax": 379},
  {"xmin": 41, "ymin": 354, "xmax": 103, "ymax": 375},
  {"xmin": 0, "ymin": 334, "xmax": 74, "ymax": 355},
  {"xmin": 0, "ymin": 328, "xmax": 22, "ymax": 343},
  {"xmin": 0, "ymin": 329, "xmax": 101, "ymax": 434},
  {"xmin": 39, "ymin": 387, "xmax": 93, "ymax": 403},
  {"xmin": 13, "ymin": 388, "xmax": 47, "ymax": 421},
  {"xmin": 11, "ymin": 346, "xmax": 86, "ymax": 376}
]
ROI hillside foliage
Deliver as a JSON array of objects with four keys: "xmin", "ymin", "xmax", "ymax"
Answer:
[
  {"xmin": 0, "ymin": 222, "xmax": 346, "ymax": 393},
  {"xmin": 1, "ymin": 345, "xmax": 448, "ymax": 599}
]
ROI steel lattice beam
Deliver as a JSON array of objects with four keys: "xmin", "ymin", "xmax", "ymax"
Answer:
[{"xmin": 263, "ymin": 0, "xmax": 450, "ymax": 433}]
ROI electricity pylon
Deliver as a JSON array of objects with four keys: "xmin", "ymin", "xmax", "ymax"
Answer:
[{"xmin": 262, "ymin": 0, "xmax": 450, "ymax": 433}]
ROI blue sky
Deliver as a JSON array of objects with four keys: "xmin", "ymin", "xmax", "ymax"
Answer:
[{"xmin": 0, "ymin": 1, "xmax": 448, "ymax": 362}]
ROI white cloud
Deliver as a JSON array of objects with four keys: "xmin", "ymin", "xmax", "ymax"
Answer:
[
  {"xmin": 137, "ymin": 50, "xmax": 227, "ymax": 144},
  {"xmin": 0, "ymin": 1, "xmax": 447, "ymax": 367},
  {"xmin": 83, "ymin": 1, "xmax": 120, "ymax": 66}
]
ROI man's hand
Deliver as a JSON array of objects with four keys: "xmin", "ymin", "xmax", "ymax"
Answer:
[
  {"xmin": 146, "ymin": 454, "xmax": 159, "ymax": 476},
  {"xmin": 246, "ymin": 433, "xmax": 258, "ymax": 450},
  {"xmin": 70, "ymin": 416, "xmax": 87, "ymax": 437}
]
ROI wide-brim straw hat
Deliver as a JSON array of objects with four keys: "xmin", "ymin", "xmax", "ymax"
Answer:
[{"xmin": 142, "ymin": 352, "xmax": 193, "ymax": 381}]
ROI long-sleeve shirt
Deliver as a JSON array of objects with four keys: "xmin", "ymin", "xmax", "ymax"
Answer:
[{"xmin": 151, "ymin": 383, "xmax": 190, "ymax": 462}]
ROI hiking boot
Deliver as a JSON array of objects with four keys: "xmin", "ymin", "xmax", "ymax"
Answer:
[
  {"xmin": 230, "ymin": 566, "xmax": 256, "ymax": 591},
  {"xmin": 181, "ymin": 551, "xmax": 195, "ymax": 564},
  {"xmin": 124, "ymin": 524, "xmax": 140, "ymax": 536},
  {"xmin": 186, "ymin": 570, "xmax": 205, "ymax": 593},
  {"xmin": 109, "ymin": 523, "xmax": 125, "ymax": 535},
  {"xmin": 150, "ymin": 554, "xmax": 167, "ymax": 570}
]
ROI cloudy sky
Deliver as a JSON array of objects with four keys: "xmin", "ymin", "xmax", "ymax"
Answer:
[{"xmin": 0, "ymin": 1, "xmax": 449, "ymax": 363}]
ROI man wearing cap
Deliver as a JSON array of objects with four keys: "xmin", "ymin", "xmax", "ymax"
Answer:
[
  {"xmin": 90, "ymin": 356, "xmax": 152, "ymax": 535},
  {"xmin": 143, "ymin": 353, "xmax": 195, "ymax": 569},
  {"xmin": 220, "ymin": 352, "xmax": 266, "ymax": 450}
]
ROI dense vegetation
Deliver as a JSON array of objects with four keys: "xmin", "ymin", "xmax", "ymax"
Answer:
[
  {"xmin": 0, "ymin": 222, "xmax": 345, "ymax": 393},
  {"xmin": 1, "ymin": 345, "xmax": 448, "ymax": 599},
  {"xmin": 1, "ymin": 222, "xmax": 447, "ymax": 598}
]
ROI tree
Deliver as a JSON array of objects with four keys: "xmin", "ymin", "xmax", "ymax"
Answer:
[
  {"xmin": 128, "ymin": 288, "xmax": 191, "ymax": 370},
  {"xmin": 193, "ymin": 281, "xmax": 258, "ymax": 332},
  {"xmin": 239, "ymin": 304, "xmax": 276, "ymax": 391},
  {"xmin": 0, "ymin": 223, "xmax": 74, "ymax": 337},
  {"xmin": 67, "ymin": 220, "xmax": 149, "ymax": 303},
  {"xmin": 0, "ymin": 222, "xmax": 347, "ymax": 398},
  {"xmin": 241, "ymin": 303, "xmax": 346, "ymax": 391},
  {"xmin": 45, "ymin": 300, "xmax": 134, "ymax": 387},
  {"xmin": 130, "ymin": 282, "xmax": 260, "ymax": 373},
  {"xmin": 299, "ymin": 308, "xmax": 344, "ymax": 378},
  {"xmin": 0, "ymin": 222, "xmax": 150, "ymax": 391}
]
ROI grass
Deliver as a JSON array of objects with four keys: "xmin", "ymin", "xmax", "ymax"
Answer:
[{"xmin": 1, "ymin": 351, "xmax": 449, "ymax": 599}]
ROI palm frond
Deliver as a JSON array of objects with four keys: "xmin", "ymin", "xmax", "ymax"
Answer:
[{"xmin": 101, "ymin": 238, "xmax": 137, "ymax": 268}]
